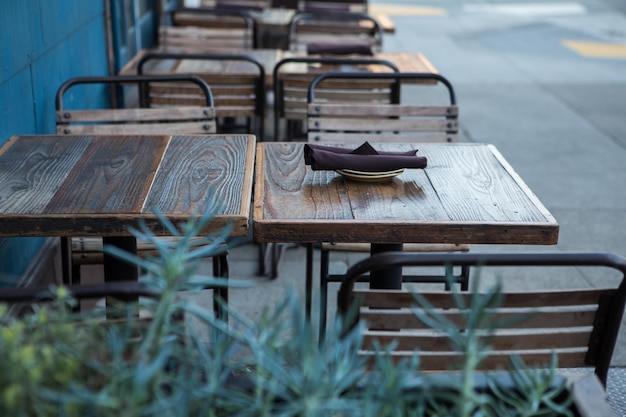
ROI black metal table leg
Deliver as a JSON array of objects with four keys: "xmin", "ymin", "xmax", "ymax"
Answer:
[
  {"xmin": 370, "ymin": 243, "xmax": 403, "ymax": 289},
  {"xmin": 103, "ymin": 237, "xmax": 138, "ymax": 316}
]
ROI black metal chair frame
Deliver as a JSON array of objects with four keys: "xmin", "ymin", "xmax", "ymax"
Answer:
[
  {"xmin": 337, "ymin": 251, "xmax": 626, "ymax": 387},
  {"xmin": 137, "ymin": 51, "xmax": 266, "ymax": 141}
]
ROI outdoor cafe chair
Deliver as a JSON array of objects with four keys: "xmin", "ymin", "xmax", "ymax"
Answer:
[
  {"xmin": 336, "ymin": 251, "xmax": 626, "ymax": 389},
  {"xmin": 288, "ymin": 10, "xmax": 383, "ymax": 53},
  {"xmin": 159, "ymin": 7, "xmax": 258, "ymax": 53},
  {"xmin": 137, "ymin": 51, "xmax": 266, "ymax": 141},
  {"xmin": 306, "ymin": 71, "xmax": 467, "ymax": 336},
  {"xmin": 272, "ymin": 56, "xmax": 399, "ymax": 142},
  {"xmin": 55, "ymin": 74, "xmax": 229, "ymax": 319}
]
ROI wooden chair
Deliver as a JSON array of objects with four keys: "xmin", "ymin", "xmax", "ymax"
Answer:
[
  {"xmin": 137, "ymin": 51, "xmax": 266, "ymax": 141},
  {"xmin": 55, "ymin": 74, "xmax": 228, "ymax": 319},
  {"xmin": 288, "ymin": 10, "xmax": 383, "ymax": 53},
  {"xmin": 306, "ymin": 72, "xmax": 467, "ymax": 336},
  {"xmin": 272, "ymin": 56, "xmax": 399, "ymax": 142},
  {"xmin": 307, "ymin": 72, "xmax": 459, "ymax": 144},
  {"xmin": 159, "ymin": 8, "xmax": 258, "ymax": 53},
  {"xmin": 337, "ymin": 252, "xmax": 626, "ymax": 388}
]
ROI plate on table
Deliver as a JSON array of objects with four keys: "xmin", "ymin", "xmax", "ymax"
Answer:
[{"xmin": 336, "ymin": 168, "xmax": 404, "ymax": 183}]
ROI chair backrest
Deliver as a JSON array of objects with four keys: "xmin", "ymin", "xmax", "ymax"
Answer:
[
  {"xmin": 55, "ymin": 74, "xmax": 216, "ymax": 135},
  {"xmin": 137, "ymin": 51, "xmax": 265, "ymax": 140},
  {"xmin": 336, "ymin": 252, "xmax": 626, "ymax": 387},
  {"xmin": 307, "ymin": 72, "xmax": 459, "ymax": 144},
  {"xmin": 288, "ymin": 11, "xmax": 382, "ymax": 53},
  {"xmin": 159, "ymin": 8, "xmax": 257, "ymax": 53},
  {"xmin": 273, "ymin": 56, "xmax": 398, "ymax": 140}
]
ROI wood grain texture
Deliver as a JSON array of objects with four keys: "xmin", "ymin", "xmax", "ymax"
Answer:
[
  {"xmin": 46, "ymin": 136, "xmax": 168, "ymax": 214},
  {"xmin": 0, "ymin": 136, "xmax": 91, "ymax": 214},
  {"xmin": 144, "ymin": 135, "xmax": 250, "ymax": 215},
  {"xmin": 0, "ymin": 134, "xmax": 255, "ymax": 237},
  {"xmin": 254, "ymin": 142, "xmax": 559, "ymax": 244}
]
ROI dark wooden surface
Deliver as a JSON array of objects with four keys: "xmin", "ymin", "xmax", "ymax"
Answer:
[
  {"xmin": 119, "ymin": 49, "xmax": 436, "ymax": 88},
  {"xmin": 253, "ymin": 142, "xmax": 559, "ymax": 245},
  {"xmin": 0, "ymin": 134, "xmax": 256, "ymax": 238}
]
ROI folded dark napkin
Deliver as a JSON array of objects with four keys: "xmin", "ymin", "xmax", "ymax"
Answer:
[
  {"xmin": 304, "ymin": 142, "xmax": 427, "ymax": 171},
  {"xmin": 306, "ymin": 42, "xmax": 373, "ymax": 56}
]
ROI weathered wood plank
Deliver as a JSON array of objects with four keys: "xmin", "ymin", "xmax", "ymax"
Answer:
[
  {"xmin": 420, "ymin": 144, "xmax": 551, "ymax": 224},
  {"xmin": 144, "ymin": 135, "xmax": 252, "ymax": 217},
  {"xmin": 364, "ymin": 329, "xmax": 593, "ymax": 351},
  {"xmin": 0, "ymin": 136, "xmax": 91, "ymax": 214},
  {"xmin": 45, "ymin": 135, "xmax": 169, "ymax": 214},
  {"xmin": 259, "ymin": 142, "xmax": 353, "ymax": 221}
]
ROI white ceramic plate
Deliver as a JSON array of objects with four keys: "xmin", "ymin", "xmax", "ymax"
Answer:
[{"xmin": 336, "ymin": 168, "xmax": 404, "ymax": 182}]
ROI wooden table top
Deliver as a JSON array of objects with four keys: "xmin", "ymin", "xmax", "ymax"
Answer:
[
  {"xmin": 253, "ymin": 142, "xmax": 559, "ymax": 245},
  {"xmin": 120, "ymin": 48, "xmax": 437, "ymax": 87},
  {"xmin": 0, "ymin": 134, "xmax": 256, "ymax": 238}
]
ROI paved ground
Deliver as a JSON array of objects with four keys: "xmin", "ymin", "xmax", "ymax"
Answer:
[{"xmin": 189, "ymin": 0, "xmax": 626, "ymax": 411}]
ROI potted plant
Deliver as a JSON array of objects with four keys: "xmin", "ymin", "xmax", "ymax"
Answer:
[{"xmin": 0, "ymin": 206, "xmax": 616, "ymax": 416}]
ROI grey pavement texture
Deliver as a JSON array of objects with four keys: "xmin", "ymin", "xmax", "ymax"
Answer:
[{"xmin": 187, "ymin": 0, "xmax": 626, "ymax": 411}]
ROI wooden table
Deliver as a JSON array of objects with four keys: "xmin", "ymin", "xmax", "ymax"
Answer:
[
  {"xmin": 0, "ymin": 134, "xmax": 255, "ymax": 285},
  {"xmin": 254, "ymin": 142, "xmax": 559, "ymax": 312},
  {"xmin": 119, "ymin": 48, "xmax": 437, "ymax": 88}
]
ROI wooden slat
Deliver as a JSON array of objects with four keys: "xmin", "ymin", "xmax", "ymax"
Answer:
[
  {"xmin": 45, "ymin": 136, "xmax": 168, "ymax": 214},
  {"xmin": 311, "ymin": 118, "xmax": 456, "ymax": 132},
  {"xmin": 356, "ymin": 288, "xmax": 612, "ymax": 309},
  {"xmin": 144, "ymin": 135, "xmax": 253, "ymax": 216},
  {"xmin": 308, "ymin": 132, "xmax": 457, "ymax": 144},
  {"xmin": 310, "ymin": 103, "xmax": 458, "ymax": 117},
  {"xmin": 364, "ymin": 329, "xmax": 593, "ymax": 351},
  {"xmin": 0, "ymin": 136, "xmax": 91, "ymax": 214},
  {"xmin": 57, "ymin": 121, "xmax": 217, "ymax": 135},
  {"xmin": 360, "ymin": 308, "xmax": 598, "ymax": 330},
  {"xmin": 71, "ymin": 236, "xmax": 228, "ymax": 265},
  {"xmin": 362, "ymin": 351, "xmax": 589, "ymax": 370},
  {"xmin": 57, "ymin": 107, "xmax": 214, "ymax": 123}
]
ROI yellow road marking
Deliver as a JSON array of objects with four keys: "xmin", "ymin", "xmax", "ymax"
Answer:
[
  {"xmin": 562, "ymin": 40, "xmax": 626, "ymax": 59},
  {"xmin": 369, "ymin": 4, "xmax": 447, "ymax": 16}
]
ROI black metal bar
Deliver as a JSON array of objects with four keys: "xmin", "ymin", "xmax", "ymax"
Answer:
[{"xmin": 370, "ymin": 243, "xmax": 403, "ymax": 289}]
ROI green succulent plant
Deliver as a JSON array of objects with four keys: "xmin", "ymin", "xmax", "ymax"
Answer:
[{"xmin": 0, "ymin": 203, "xmax": 576, "ymax": 416}]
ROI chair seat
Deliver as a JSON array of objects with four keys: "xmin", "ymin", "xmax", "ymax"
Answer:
[{"xmin": 71, "ymin": 236, "xmax": 228, "ymax": 265}]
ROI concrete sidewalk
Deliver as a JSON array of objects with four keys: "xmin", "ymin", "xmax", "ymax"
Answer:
[{"xmin": 199, "ymin": 1, "xmax": 626, "ymax": 412}]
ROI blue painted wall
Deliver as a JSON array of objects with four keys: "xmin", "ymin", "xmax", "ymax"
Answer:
[{"xmin": 0, "ymin": 0, "xmax": 112, "ymax": 286}]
